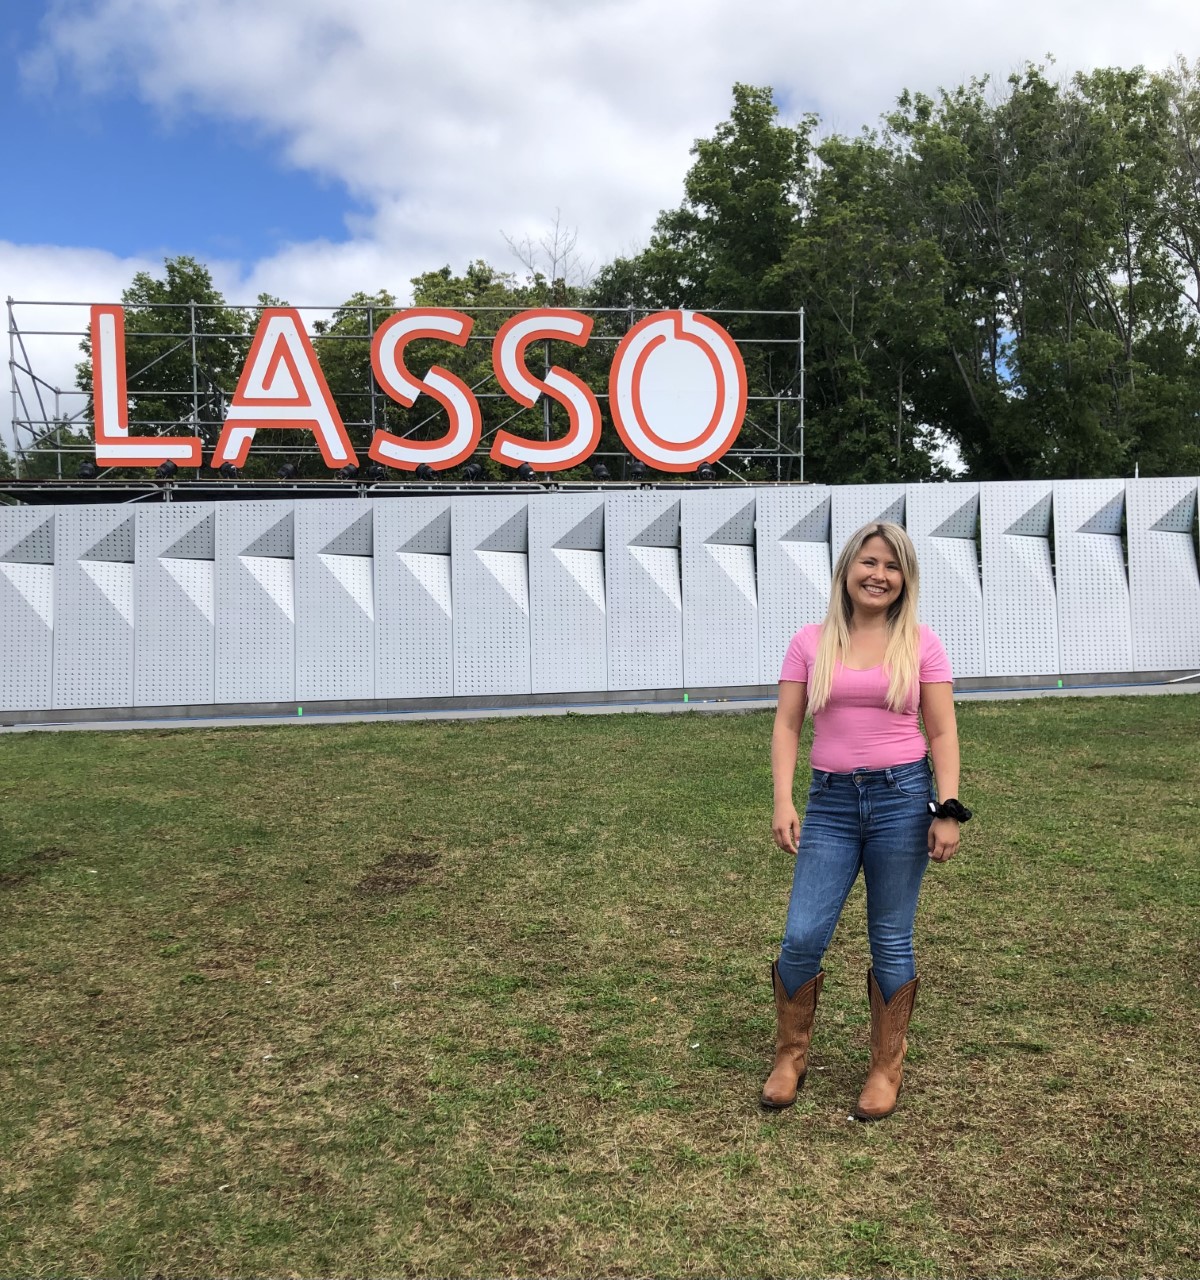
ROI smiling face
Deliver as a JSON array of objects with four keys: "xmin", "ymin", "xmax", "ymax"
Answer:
[{"xmin": 847, "ymin": 534, "xmax": 905, "ymax": 618}]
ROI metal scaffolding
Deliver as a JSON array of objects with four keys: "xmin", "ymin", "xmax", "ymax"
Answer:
[{"xmin": 6, "ymin": 298, "xmax": 808, "ymax": 487}]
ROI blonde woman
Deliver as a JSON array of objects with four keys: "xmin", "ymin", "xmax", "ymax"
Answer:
[{"xmin": 761, "ymin": 522, "xmax": 968, "ymax": 1120}]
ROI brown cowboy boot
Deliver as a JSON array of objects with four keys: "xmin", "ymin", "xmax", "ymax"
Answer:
[
  {"xmin": 853, "ymin": 968, "xmax": 919, "ymax": 1121},
  {"xmin": 760, "ymin": 965, "xmax": 824, "ymax": 1109}
]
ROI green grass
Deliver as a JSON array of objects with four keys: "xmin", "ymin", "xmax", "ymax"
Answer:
[{"xmin": 1, "ymin": 696, "xmax": 1198, "ymax": 1278}]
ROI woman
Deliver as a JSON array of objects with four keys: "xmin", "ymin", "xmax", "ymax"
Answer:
[{"xmin": 761, "ymin": 521, "xmax": 968, "ymax": 1120}]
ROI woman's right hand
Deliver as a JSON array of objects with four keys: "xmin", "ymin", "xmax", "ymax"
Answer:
[{"xmin": 772, "ymin": 803, "xmax": 801, "ymax": 854}]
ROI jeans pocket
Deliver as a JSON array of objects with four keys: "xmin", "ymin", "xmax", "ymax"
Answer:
[{"xmin": 891, "ymin": 765, "xmax": 933, "ymax": 798}]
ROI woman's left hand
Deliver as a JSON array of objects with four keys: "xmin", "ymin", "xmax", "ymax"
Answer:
[{"xmin": 927, "ymin": 817, "xmax": 960, "ymax": 863}]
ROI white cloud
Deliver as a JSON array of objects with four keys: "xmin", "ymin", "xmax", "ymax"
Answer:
[
  {"xmin": 9, "ymin": 0, "xmax": 1200, "ymax": 457},
  {"xmin": 0, "ymin": 243, "xmax": 159, "ymax": 455}
]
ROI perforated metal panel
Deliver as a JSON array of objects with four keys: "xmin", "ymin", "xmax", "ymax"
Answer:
[
  {"xmin": 0, "ymin": 507, "xmax": 55, "ymax": 711},
  {"xmin": 682, "ymin": 489, "xmax": 759, "ymax": 687},
  {"xmin": 530, "ymin": 494, "xmax": 607, "ymax": 694},
  {"xmin": 295, "ymin": 502, "xmax": 374, "ymax": 700},
  {"xmin": 452, "ymin": 496, "xmax": 531, "ymax": 696},
  {"xmin": 1126, "ymin": 477, "xmax": 1200, "ymax": 671},
  {"xmin": 135, "ymin": 505, "xmax": 215, "ymax": 707},
  {"xmin": 756, "ymin": 486, "xmax": 831, "ymax": 684},
  {"xmin": 374, "ymin": 498, "xmax": 454, "ymax": 699},
  {"xmin": 53, "ymin": 506, "xmax": 135, "ymax": 709},
  {"xmin": 980, "ymin": 481, "xmax": 1059, "ymax": 676},
  {"xmin": 907, "ymin": 484, "xmax": 983, "ymax": 678},
  {"xmin": 606, "ymin": 492, "xmax": 683, "ymax": 691},
  {"xmin": 215, "ymin": 502, "xmax": 296, "ymax": 703},
  {"xmin": 1054, "ymin": 480, "xmax": 1132, "ymax": 674},
  {"xmin": 831, "ymin": 484, "xmax": 907, "ymax": 559}
]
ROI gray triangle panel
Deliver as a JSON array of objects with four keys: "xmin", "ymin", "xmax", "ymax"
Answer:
[
  {"xmin": 1004, "ymin": 493, "xmax": 1053, "ymax": 538},
  {"xmin": 242, "ymin": 510, "xmax": 295, "ymax": 558},
  {"xmin": 781, "ymin": 498, "xmax": 830, "ymax": 544},
  {"xmin": 705, "ymin": 499, "xmax": 756, "ymax": 547},
  {"xmin": 399, "ymin": 508, "xmax": 452, "ymax": 555},
  {"xmin": 930, "ymin": 494, "xmax": 979, "ymax": 540},
  {"xmin": 321, "ymin": 509, "xmax": 374, "ymax": 557},
  {"xmin": 553, "ymin": 504, "xmax": 605, "ymax": 551},
  {"xmin": 81, "ymin": 515, "xmax": 136, "ymax": 563},
  {"xmin": 629, "ymin": 500, "xmax": 681, "ymax": 548},
  {"xmin": 1, "ymin": 515, "xmax": 55, "ymax": 564},
  {"xmin": 477, "ymin": 507, "xmax": 528, "ymax": 553},
  {"xmin": 1077, "ymin": 492, "xmax": 1124, "ymax": 536},
  {"xmin": 1149, "ymin": 491, "xmax": 1197, "ymax": 534},
  {"xmin": 162, "ymin": 511, "xmax": 215, "ymax": 560}
]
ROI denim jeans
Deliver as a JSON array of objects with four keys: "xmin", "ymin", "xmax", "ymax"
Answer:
[{"xmin": 777, "ymin": 757, "xmax": 935, "ymax": 1003}]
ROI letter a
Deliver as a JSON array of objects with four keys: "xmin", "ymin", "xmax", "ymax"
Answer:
[
  {"xmin": 91, "ymin": 305, "xmax": 202, "ymax": 466},
  {"xmin": 211, "ymin": 309, "xmax": 358, "ymax": 469}
]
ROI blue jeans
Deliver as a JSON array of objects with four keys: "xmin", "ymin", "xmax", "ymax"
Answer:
[{"xmin": 777, "ymin": 758, "xmax": 935, "ymax": 1003}]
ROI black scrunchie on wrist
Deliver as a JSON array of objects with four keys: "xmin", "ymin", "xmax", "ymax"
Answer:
[{"xmin": 927, "ymin": 798, "xmax": 972, "ymax": 823}]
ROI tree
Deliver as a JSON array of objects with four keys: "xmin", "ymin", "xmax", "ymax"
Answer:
[{"xmin": 76, "ymin": 256, "xmax": 249, "ymax": 468}]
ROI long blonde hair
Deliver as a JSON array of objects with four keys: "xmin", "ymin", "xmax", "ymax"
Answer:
[{"xmin": 807, "ymin": 521, "xmax": 921, "ymax": 713}]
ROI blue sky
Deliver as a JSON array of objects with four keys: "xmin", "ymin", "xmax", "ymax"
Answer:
[
  {"xmin": 2, "ymin": 8, "xmax": 358, "ymax": 264},
  {"xmin": 4, "ymin": 0, "xmax": 1200, "ymax": 455}
]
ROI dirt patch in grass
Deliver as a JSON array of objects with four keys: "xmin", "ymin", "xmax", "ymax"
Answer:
[
  {"xmin": 355, "ymin": 840, "xmax": 441, "ymax": 896},
  {"xmin": 0, "ymin": 846, "xmax": 75, "ymax": 888}
]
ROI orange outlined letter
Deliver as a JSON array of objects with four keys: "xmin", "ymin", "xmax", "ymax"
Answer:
[
  {"xmin": 609, "ymin": 311, "xmax": 746, "ymax": 473},
  {"xmin": 490, "ymin": 309, "xmax": 601, "ymax": 472},
  {"xmin": 91, "ymin": 305, "xmax": 202, "ymax": 467},
  {"xmin": 211, "ymin": 309, "xmax": 357, "ymax": 469},
  {"xmin": 368, "ymin": 310, "xmax": 481, "ymax": 471}
]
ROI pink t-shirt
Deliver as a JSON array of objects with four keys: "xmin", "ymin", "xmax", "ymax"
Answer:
[{"xmin": 779, "ymin": 623, "xmax": 953, "ymax": 773}]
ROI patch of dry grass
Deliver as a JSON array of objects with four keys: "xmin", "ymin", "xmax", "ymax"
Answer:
[{"xmin": 1, "ymin": 697, "xmax": 1198, "ymax": 1277}]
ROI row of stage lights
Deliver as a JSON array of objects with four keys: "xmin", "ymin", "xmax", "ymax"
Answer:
[{"xmin": 75, "ymin": 459, "xmax": 722, "ymax": 483}]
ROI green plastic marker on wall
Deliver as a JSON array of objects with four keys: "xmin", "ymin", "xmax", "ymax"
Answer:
[
  {"xmin": 1056, "ymin": 681, "xmax": 1063, "ymax": 689},
  {"xmin": 298, "ymin": 706, "xmax": 304, "ymax": 716},
  {"xmin": 683, "ymin": 693, "xmax": 689, "ymax": 703}
]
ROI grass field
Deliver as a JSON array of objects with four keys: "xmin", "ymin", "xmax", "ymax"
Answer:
[{"xmin": 2, "ymin": 696, "xmax": 1199, "ymax": 1278}]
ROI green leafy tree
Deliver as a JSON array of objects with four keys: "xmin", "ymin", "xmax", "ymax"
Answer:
[{"xmin": 76, "ymin": 256, "xmax": 249, "ymax": 470}]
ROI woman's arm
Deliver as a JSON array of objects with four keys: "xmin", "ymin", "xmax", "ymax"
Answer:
[
  {"xmin": 771, "ymin": 680, "xmax": 808, "ymax": 853},
  {"xmin": 920, "ymin": 680, "xmax": 961, "ymax": 863}
]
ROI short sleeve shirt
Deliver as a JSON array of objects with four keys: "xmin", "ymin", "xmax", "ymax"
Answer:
[{"xmin": 779, "ymin": 623, "xmax": 953, "ymax": 772}]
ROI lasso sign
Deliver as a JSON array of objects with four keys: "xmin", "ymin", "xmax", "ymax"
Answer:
[{"xmin": 89, "ymin": 305, "xmax": 748, "ymax": 473}]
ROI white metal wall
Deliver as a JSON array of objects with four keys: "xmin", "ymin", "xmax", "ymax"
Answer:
[
  {"xmin": 0, "ymin": 507, "xmax": 56, "ymax": 712},
  {"xmin": 215, "ymin": 502, "xmax": 296, "ymax": 704},
  {"xmin": 756, "ymin": 486, "xmax": 831, "ymax": 685},
  {"xmin": 980, "ymin": 480, "xmax": 1060, "ymax": 677},
  {"xmin": 135, "ymin": 505, "xmax": 215, "ymax": 707},
  {"xmin": 295, "ymin": 503, "xmax": 375, "ymax": 701},
  {"xmin": 606, "ymin": 493, "xmax": 683, "ymax": 691},
  {"xmin": 374, "ymin": 498, "xmax": 454, "ymax": 700},
  {"xmin": 682, "ymin": 489, "xmax": 758, "ymax": 688},
  {"xmin": 1126, "ymin": 477, "xmax": 1200, "ymax": 672},
  {"xmin": 530, "ymin": 494, "xmax": 608, "ymax": 694},
  {"xmin": 1054, "ymin": 479, "xmax": 1133, "ymax": 675},
  {"xmin": 452, "ymin": 496, "xmax": 531, "ymax": 696},
  {"xmin": 907, "ymin": 483, "xmax": 985, "ymax": 678},
  {"xmin": 2, "ymin": 480, "xmax": 1198, "ymax": 713}
]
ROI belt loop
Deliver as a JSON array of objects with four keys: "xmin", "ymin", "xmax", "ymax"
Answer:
[{"xmin": 885, "ymin": 767, "xmax": 895, "ymax": 784}]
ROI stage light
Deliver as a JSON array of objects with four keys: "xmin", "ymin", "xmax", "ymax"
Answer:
[
  {"xmin": 415, "ymin": 463, "xmax": 436, "ymax": 481},
  {"xmin": 338, "ymin": 464, "xmax": 360, "ymax": 480},
  {"xmin": 461, "ymin": 462, "xmax": 484, "ymax": 482},
  {"xmin": 366, "ymin": 461, "xmax": 389, "ymax": 481},
  {"xmin": 696, "ymin": 463, "xmax": 716, "ymax": 481},
  {"xmin": 516, "ymin": 462, "xmax": 537, "ymax": 481},
  {"xmin": 155, "ymin": 460, "xmax": 178, "ymax": 479},
  {"xmin": 219, "ymin": 462, "xmax": 239, "ymax": 479},
  {"xmin": 277, "ymin": 462, "xmax": 298, "ymax": 480},
  {"xmin": 628, "ymin": 458, "xmax": 647, "ymax": 481},
  {"xmin": 78, "ymin": 460, "xmax": 99, "ymax": 479},
  {"xmin": 591, "ymin": 462, "xmax": 611, "ymax": 482}
]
